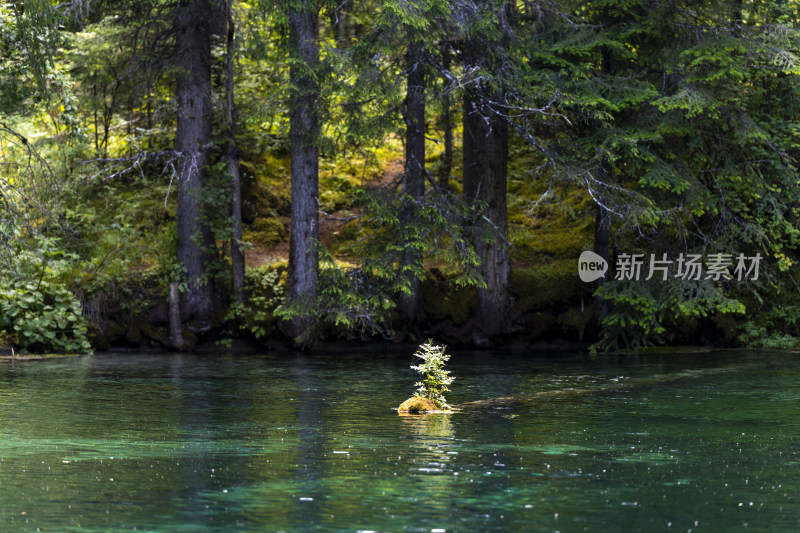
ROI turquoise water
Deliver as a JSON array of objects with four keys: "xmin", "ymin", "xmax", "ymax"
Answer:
[{"xmin": 0, "ymin": 349, "xmax": 798, "ymax": 531}]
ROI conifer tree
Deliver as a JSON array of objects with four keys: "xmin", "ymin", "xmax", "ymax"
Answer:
[
  {"xmin": 223, "ymin": 0, "xmax": 245, "ymax": 305},
  {"xmin": 173, "ymin": 0, "xmax": 220, "ymax": 323},
  {"xmin": 398, "ymin": 36, "xmax": 427, "ymax": 326},
  {"xmin": 285, "ymin": 0, "xmax": 321, "ymax": 339},
  {"xmin": 510, "ymin": 0, "xmax": 800, "ymax": 349},
  {"xmin": 459, "ymin": 0, "xmax": 514, "ymax": 342}
]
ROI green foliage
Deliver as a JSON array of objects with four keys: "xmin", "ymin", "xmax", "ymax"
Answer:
[
  {"xmin": 226, "ymin": 263, "xmax": 287, "ymax": 340},
  {"xmin": 3, "ymin": 0, "xmax": 800, "ymax": 352},
  {"xmin": 277, "ymin": 185, "xmax": 484, "ymax": 345},
  {"xmin": 199, "ymin": 161, "xmax": 236, "ymax": 279},
  {"xmin": 0, "ymin": 281, "xmax": 91, "ymax": 354},
  {"xmin": 737, "ymin": 322, "xmax": 797, "ymax": 350},
  {"xmin": 410, "ymin": 340, "xmax": 454, "ymax": 409},
  {"xmin": 593, "ymin": 278, "xmax": 746, "ymax": 353},
  {"xmin": 717, "ymin": 301, "xmax": 800, "ymax": 349},
  {"xmin": 277, "ymin": 246, "xmax": 398, "ymax": 346},
  {"xmin": 354, "ymin": 187, "xmax": 484, "ymax": 290},
  {"xmin": 0, "ymin": 0, "xmax": 63, "ymax": 102}
]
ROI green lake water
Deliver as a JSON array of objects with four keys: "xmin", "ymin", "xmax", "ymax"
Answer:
[{"xmin": 0, "ymin": 349, "xmax": 799, "ymax": 532}]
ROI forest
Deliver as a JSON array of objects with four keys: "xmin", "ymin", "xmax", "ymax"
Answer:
[{"xmin": 2, "ymin": 0, "xmax": 800, "ymax": 354}]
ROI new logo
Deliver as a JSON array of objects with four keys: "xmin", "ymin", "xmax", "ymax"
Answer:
[{"xmin": 578, "ymin": 251, "xmax": 608, "ymax": 283}]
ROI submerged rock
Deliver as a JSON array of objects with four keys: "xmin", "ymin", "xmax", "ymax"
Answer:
[{"xmin": 397, "ymin": 396, "xmax": 439, "ymax": 413}]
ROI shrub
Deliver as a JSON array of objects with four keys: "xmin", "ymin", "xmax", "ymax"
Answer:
[
  {"xmin": 411, "ymin": 340, "xmax": 455, "ymax": 409},
  {"xmin": 225, "ymin": 263, "xmax": 287, "ymax": 340},
  {"xmin": 0, "ymin": 281, "xmax": 92, "ymax": 354}
]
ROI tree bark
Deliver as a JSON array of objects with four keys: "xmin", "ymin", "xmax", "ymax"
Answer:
[
  {"xmin": 169, "ymin": 282, "xmax": 184, "ymax": 350},
  {"xmin": 463, "ymin": 90, "xmax": 510, "ymax": 343},
  {"xmin": 174, "ymin": 0, "xmax": 216, "ymax": 323},
  {"xmin": 330, "ymin": 6, "xmax": 348, "ymax": 44},
  {"xmin": 224, "ymin": 0, "xmax": 245, "ymax": 306},
  {"xmin": 593, "ymin": 205, "xmax": 610, "ymax": 324},
  {"xmin": 286, "ymin": 1, "xmax": 320, "ymax": 339},
  {"xmin": 440, "ymin": 47, "xmax": 453, "ymax": 187},
  {"xmin": 403, "ymin": 42, "xmax": 426, "ymax": 200},
  {"xmin": 459, "ymin": 0, "xmax": 514, "ymax": 344},
  {"xmin": 399, "ymin": 41, "xmax": 426, "ymax": 326}
]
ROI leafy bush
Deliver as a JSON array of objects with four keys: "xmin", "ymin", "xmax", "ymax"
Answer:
[
  {"xmin": 411, "ymin": 340, "xmax": 455, "ymax": 409},
  {"xmin": 226, "ymin": 263, "xmax": 287, "ymax": 340},
  {"xmin": 0, "ymin": 281, "xmax": 92, "ymax": 354},
  {"xmin": 737, "ymin": 322, "xmax": 797, "ymax": 349},
  {"xmin": 593, "ymin": 278, "xmax": 745, "ymax": 353}
]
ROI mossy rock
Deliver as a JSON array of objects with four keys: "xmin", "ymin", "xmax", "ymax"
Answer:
[
  {"xmin": 243, "ymin": 217, "xmax": 288, "ymax": 247},
  {"xmin": 713, "ymin": 313, "xmax": 745, "ymax": 344},
  {"xmin": 0, "ymin": 337, "xmax": 15, "ymax": 356},
  {"xmin": 509, "ymin": 261, "xmax": 584, "ymax": 314},
  {"xmin": 557, "ymin": 306, "xmax": 594, "ymax": 340},
  {"xmin": 398, "ymin": 396, "xmax": 440, "ymax": 413},
  {"xmin": 421, "ymin": 272, "xmax": 477, "ymax": 325},
  {"xmin": 102, "ymin": 318, "xmax": 128, "ymax": 343},
  {"xmin": 522, "ymin": 311, "xmax": 557, "ymax": 338},
  {"xmin": 126, "ymin": 320, "xmax": 142, "ymax": 344},
  {"xmin": 512, "ymin": 222, "xmax": 593, "ymax": 260},
  {"xmin": 135, "ymin": 319, "xmax": 169, "ymax": 346}
]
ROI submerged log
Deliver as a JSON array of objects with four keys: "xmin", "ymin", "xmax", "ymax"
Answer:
[
  {"xmin": 395, "ymin": 362, "xmax": 751, "ymax": 414},
  {"xmin": 451, "ymin": 364, "xmax": 752, "ymax": 411}
]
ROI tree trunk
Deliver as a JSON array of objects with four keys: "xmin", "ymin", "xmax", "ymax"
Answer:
[
  {"xmin": 459, "ymin": 0, "xmax": 513, "ymax": 344},
  {"xmin": 593, "ymin": 205, "xmax": 610, "ymax": 324},
  {"xmin": 224, "ymin": 0, "xmax": 245, "ymax": 306},
  {"xmin": 463, "ymin": 90, "xmax": 510, "ymax": 343},
  {"xmin": 403, "ymin": 42, "xmax": 426, "ymax": 200},
  {"xmin": 286, "ymin": 1, "xmax": 320, "ymax": 339},
  {"xmin": 174, "ymin": 0, "xmax": 216, "ymax": 323},
  {"xmin": 399, "ymin": 41, "xmax": 426, "ymax": 326},
  {"xmin": 330, "ymin": 6, "xmax": 347, "ymax": 44},
  {"xmin": 169, "ymin": 282, "xmax": 184, "ymax": 350},
  {"xmin": 440, "ymin": 47, "xmax": 453, "ymax": 187}
]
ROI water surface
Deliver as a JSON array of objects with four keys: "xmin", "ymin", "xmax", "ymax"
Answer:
[{"xmin": 0, "ymin": 349, "xmax": 798, "ymax": 531}]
